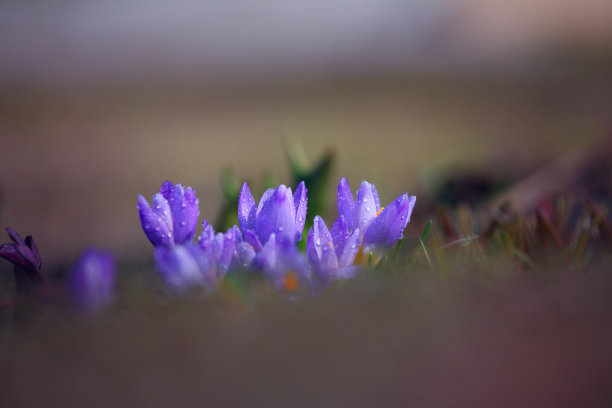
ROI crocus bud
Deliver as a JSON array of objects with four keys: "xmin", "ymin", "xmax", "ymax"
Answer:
[
  {"xmin": 138, "ymin": 181, "xmax": 200, "ymax": 248},
  {"xmin": 238, "ymin": 182, "xmax": 308, "ymax": 248},
  {"xmin": 0, "ymin": 227, "xmax": 44, "ymax": 296},
  {"xmin": 334, "ymin": 178, "xmax": 416, "ymax": 265}
]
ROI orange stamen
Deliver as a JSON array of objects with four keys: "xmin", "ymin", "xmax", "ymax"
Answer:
[
  {"xmin": 354, "ymin": 246, "xmax": 365, "ymax": 265},
  {"xmin": 283, "ymin": 271, "xmax": 299, "ymax": 292},
  {"xmin": 376, "ymin": 206, "xmax": 385, "ymax": 217}
]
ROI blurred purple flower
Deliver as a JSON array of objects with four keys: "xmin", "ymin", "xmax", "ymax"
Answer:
[
  {"xmin": 198, "ymin": 221, "xmax": 249, "ymax": 277},
  {"xmin": 307, "ymin": 215, "xmax": 360, "ymax": 291},
  {"xmin": 238, "ymin": 181, "xmax": 307, "ymax": 247},
  {"xmin": 154, "ymin": 242, "xmax": 218, "ymax": 295},
  {"xmin": 68, "ymin": 249, "xmax": 116, "ymax": 314},
  {"xmin": 138, "ymin": 181, "xmax": 200, "ymax": 248},
  {"xmin": 253, "ymin": 234, "xmax": 311, "ymax": 299},
  {"xmin": 0, "ymin": 227, "xmax": 44, "ymax": 296},
  {"xmin": 334, "ymin": 178, "xmax": 416, "ymax": 264}
]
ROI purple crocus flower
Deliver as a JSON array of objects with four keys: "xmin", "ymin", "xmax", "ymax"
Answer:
[
  {"xmin": 238, "ymin": 181, "xmax": 307, "ymax": 247},
  {"xmin": 68, "ymin": 249, "xmax": 116, "ymax": 314},
  {"xmin": 252, "ymin": 234, "xmax": 311, "ymax": 299},
  {"xmin": 0, "ymin": 227, "xmax": 44, "ymax": 296},
  {"xmin": 154, "ymin": 242, "xmax": 218, "ymax": 294},
  {"xmin": 138, "ymin": 181, "xmax": 200, "ymax": 248},
  {"xmin": 307, "ymin": 215, "xmax": 361, "ymax": 291},
  {"xmin": 334, "ymin": 178, "xmax": 416, "ymax": 264},
  {"xmin": 198, "ymin": 221, "xmax": 248, "ymax": 277}
]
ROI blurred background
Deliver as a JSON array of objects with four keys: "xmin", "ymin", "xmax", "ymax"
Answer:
[{"xmin": 1, "ymin": 0, "xmax": 612, "ymax": 266}]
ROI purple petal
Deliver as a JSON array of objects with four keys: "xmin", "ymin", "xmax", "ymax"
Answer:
[
  {"xmin": 362, "ymin": 194, "xmax": 416, "ymax": 255},
  {"xmin": 243, "ymin": 230, "xmax": 263, "ymax": 253},
  {"xmin": 6, "ymin": 227, "xmax": 26, "ymax": 246},
  {"xmin": 232, "ymin": 225, "xmax": 243, "ymax": 242},
  {"xmin": 306, "ymin": 228, "xmax": 319, "ymax": 271},
  {"xmin": 235, "ymin": 242, "xmax": 256, "ymax": 269},
  {"xmin": 168, "ymin": 184, "xmax": 200, "ymax": 244},
  {"xmin": 293, "ymin": 181, "xmax": 308, "ymax": 242},
  {"xmin": 138, "ymin": 195, "xmax": 173, "ymax": 248},
  {"xmin": 337, "ymin": 178, "xmax": 355, "ymax": 231},
  {"xmin": 311, "ymin": 216, "xmax": 338, "ymax": 277},
  {"xmin": 217, "ymin": 229, "xmax": 237, "ymax": 275},
  {"xmin": 152, "ymin": 194, "xmax": 173, "ymax": 234},
  {"xmin": 354, "ymin": 181, "xmax": 378, "ymax": 237},
  {"xmin": 338, "ymin": 227, "xmax": 360, "ymax": 269},
  {"xmin": 370, "ymin": 184, "xmax": 381, "ymax": 213},
  {"xmin": 307, "ymin": 217, "xmax": 341, "ymax": 294},
  {"xmin": 255, "ymin": 188, "xmax": 275, "ymax": 219},
  {"xmin": 199, "ymin": 220, "xmax": 215, "ymax": 244},
  {"xmin": 255, "ymin": 185, "xmax": 296, "ymax": 244},
  {"xmin": 253, "ymin": 233, "xmax": 277, "ymax": 270},
  {"xmin": 211, "ymin": 233, "xmax": 224, "ymax": 260},
  {"xmin": 68, "ymin": 249, "xmax": 116, "ymax": 314},
  {"xmin": 15, "ymin": 244, "xmax": 38, "ymax": 270},
  {"xmin": 0, "ymin": 243, "xmax": 28, "ymax": 268},
  {"xmin": 185, "ymin": 243, "xmax": 218, "ymax": 290},
  {"xmin": 159, "ymin": 180, "xmax": 174, "ymax": 200},
  {"xmin": 330, "ymin": 215, "xmax": 350, "ymax": 259},
  {"xmin": 238, "ymin": 182, "xmax": 256, "ymax": 232}
]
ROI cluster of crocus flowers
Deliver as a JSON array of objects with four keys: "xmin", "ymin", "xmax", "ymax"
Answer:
[{"xmin": 138, "ymin": 178, "xmax": 415, "ymax": 297}]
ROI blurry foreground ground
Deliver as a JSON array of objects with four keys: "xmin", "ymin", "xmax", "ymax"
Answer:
[
  {"xmin": 1, "ymin": 74, "xmax": 612, "ymax": 265},
  {"xmin": 1, "ymin": 263, "xmax": 612, "ymax": 407}
]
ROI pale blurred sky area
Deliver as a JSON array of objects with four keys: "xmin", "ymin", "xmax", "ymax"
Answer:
[{"xmin": 1, "ymin": 0, "xmax": 611, "ymax": 83}]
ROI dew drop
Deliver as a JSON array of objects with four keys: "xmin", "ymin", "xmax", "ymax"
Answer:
[
  {"xmin": 278, "ymin": 225, "xmax": 285, "ymax": 231},
  {"xmin": 366, "ymin": 207, "xmax": 370, "ymax": 212},
  {"xmin": 181, "ymin": 221, "xmax": 186, "ymax": 227}
]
